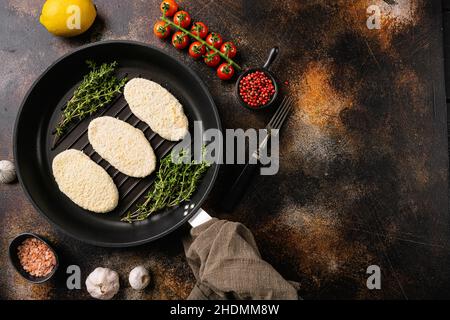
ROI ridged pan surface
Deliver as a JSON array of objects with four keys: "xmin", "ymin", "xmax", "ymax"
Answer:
[{"xmin": 14, "ymin": 41, "xmax": 221, "ymax": 247}]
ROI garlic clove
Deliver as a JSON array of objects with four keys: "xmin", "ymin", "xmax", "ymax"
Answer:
[
  {"xmin": 85, "ymin": 267, "xmax": 120, "ymax": 300},
  {"xmin": 0, "ymin": 160, "xmax": 16, "ymax": 184},
  {"xmin": 129, "ymin": 265, "xmax": 151, "ymax": 290}
]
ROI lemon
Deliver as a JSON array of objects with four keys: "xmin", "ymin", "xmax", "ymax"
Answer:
[{"xmin": 40, "ymin": 0, "xmax": 97, "ymax": 37}]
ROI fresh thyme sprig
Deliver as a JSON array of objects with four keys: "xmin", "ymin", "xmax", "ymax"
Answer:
[
  {"xmin": 121, "ymin": 149, "xmax": 210, "ymax": 223},
  {"xmin": 55, "ymin": 61, "xmax": 127, "ymax": 137},
  {"xmin": 160, "ymin": 15, "xmax": 242, "ymax": 71}
]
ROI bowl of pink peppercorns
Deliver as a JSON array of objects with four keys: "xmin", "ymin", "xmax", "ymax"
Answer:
[{"xmin": 236, "ymin": 47, "xmax": 279, "ymax": 111}]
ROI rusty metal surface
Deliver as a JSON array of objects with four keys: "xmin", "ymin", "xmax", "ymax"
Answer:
[{"xmin": 0, "ymin": 0, "xmax": 449, "ymax": 299}]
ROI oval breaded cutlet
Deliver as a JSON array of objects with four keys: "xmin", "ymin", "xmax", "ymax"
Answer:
[
  {"xmin": 88, "ymin": 116, "xmax": 156, "ymax": 178},
  {"xmin": 124, "ymin": 78, "xmax": 189, "ymax": 141},
  {"xmin": 52, "ymin": 149, "xmax": 119, "ymax": 213}
]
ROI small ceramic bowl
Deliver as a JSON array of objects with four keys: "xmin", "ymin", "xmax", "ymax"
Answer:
[
  {"xmin": 235, "ymin": 47, "xmax": 280, "ymax": 111},
  {"xmin": 9, "ymin": 233, "xmax": 59, "ymax": 284}
]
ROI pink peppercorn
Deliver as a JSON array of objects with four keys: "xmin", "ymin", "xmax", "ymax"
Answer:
[{"xmin": 239, "ymin": 71, "xmax": 275, "ymax": 108}]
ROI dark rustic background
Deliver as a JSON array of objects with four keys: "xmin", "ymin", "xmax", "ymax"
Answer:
[{"xmin": 1, "ymin": 0, "xmax": 449, "ymax": 299}]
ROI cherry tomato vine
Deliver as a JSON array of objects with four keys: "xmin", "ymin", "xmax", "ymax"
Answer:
[
  {"xmin": 160, "ymin": 15, "xmax": 241, "ymax": 71},
  {"xmin": 155, "ymin": 0, "xmax": 242, "ymax": 80}
]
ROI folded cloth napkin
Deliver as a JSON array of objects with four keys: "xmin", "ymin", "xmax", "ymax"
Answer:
[{"xmin": 183, "ymin": 218, "xmax": 299, "ymax": 300}]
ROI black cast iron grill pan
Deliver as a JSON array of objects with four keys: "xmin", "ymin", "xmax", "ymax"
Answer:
[{"xmin": 14, "ymin": 41, "xmax": 221, "ymax": 247}]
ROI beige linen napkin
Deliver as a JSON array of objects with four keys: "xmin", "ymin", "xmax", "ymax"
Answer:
[{"xmin": 183, "ymin": 218, "xmax": 299, "ymax": 300}]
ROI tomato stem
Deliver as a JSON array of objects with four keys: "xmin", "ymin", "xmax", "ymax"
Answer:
[{"xmin": 161, "ymin": 16, "xmax": 242, "ymax": 71}]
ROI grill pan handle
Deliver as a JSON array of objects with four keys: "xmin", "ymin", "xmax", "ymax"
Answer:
[{"xmin": 188, "ymin": 208, "xmax": 212, "ymax": 228}]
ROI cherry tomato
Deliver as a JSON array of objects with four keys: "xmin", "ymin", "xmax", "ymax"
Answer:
[
  {"xmin": 172, "ymin": 31, "xmax": 189, "ymax": 50},
  {"xmin": 189, "ymin": 41, "xmax": 206, "ymax": 59},
  {"xmin": 220, "ymin": 42, "xmax": 237, "ymax": 59},
  {"xmin": 173, "ymin": 11, "xmax": 191, "ymax": 29},
  {"xmin": 205, "ymin": 33, "xmax": 223, "ymax": 49},
  {"xmin": 204, "ymin": 51, "xmax": 221, "ymax": 67},
  {"xmin": 217, "ymin": 63, "xmax": 235, "ymax": 80},
  {"xmin": 191, "ymin": 22, "xmax": 208, "ymax": 39},
  {"xmin": 153, "ymin": 20, "xmax": 171, "ymax": 39},
  {"xmin": 160, "ymin": 0, "xmax": 178, "ymax": 17}
]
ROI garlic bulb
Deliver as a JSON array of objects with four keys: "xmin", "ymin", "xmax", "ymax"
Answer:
[
  {"xmin": 129, "ymin": 265, "xmax": 151, "ymax": 290},
  {"xmin": 85, "ymin": 267, "xmax": 120, "ymax": 300},
  {"xmin": 0, "ymin": 160, "xmax": 16, "ymax": 184}
]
